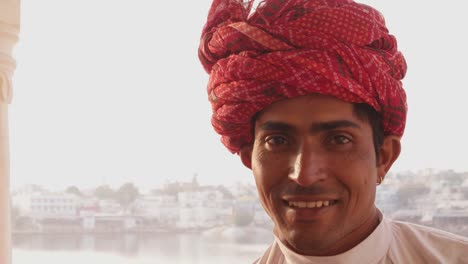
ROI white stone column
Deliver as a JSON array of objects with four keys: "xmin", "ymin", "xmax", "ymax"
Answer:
[{"xmin": 0, "ymin": 1, "xmax": 20, "ymax": 264}]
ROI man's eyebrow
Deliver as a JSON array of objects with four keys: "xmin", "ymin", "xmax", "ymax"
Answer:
[
  {"xmin": 309, "ymin": 120, "xmax": 361, "ymax": 133},
  {"xmin": 258, "ymin": 120, "xmax": 360, "ymax": 133},
  {"xmin": 258, "ymin": 121, "xmax": 295, "ymax": 132}
]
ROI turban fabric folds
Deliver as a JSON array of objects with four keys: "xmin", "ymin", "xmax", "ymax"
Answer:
[{"xmin": 199, "ymin": 0, "xmax": 407, "ymax": 153}]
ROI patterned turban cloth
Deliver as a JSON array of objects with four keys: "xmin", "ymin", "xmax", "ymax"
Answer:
[{"xmin": 199, "ymin": 0, "xmax": 407, "ymax": 153}]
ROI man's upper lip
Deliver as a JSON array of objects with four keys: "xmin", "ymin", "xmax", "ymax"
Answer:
[{"xmin": 282, "ymin": 195, "xmax": 338, "ymax": 202}]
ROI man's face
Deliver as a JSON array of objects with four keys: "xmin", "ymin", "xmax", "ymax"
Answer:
[{"xmin": 241, "ymin": 94, "xmax": 395, "ymax": 255}]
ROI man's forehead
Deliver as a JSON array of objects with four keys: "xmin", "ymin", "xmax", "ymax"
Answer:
[{"xmin": 255, "ymin": 95, "xmax": 358, "ymax": 126}]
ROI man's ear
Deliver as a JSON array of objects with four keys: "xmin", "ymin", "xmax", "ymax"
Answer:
[
  {"xmin": 239, "ymin": 145, "xmax": 253, "ymax": 170},
  {"xmin": 377, "ymin": 135, "xmax": 401, "ymax": 181}
]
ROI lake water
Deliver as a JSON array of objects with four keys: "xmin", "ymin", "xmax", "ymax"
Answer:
[{"xmin": 12, "ymin": 229, "xmax": 273, "ymax": 264}]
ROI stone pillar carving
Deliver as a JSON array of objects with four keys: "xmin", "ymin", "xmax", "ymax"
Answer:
[{"xmin": 0, "ymin": 1, "xmax": 20, "ymax": 263}]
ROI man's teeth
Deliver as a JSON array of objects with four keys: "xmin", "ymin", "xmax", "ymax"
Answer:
[{"xmin": 288, "ymin": 200, "xmax": 333, "ymax": 208}]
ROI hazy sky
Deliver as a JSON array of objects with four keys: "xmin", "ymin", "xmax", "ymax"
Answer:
[{"xmin": 9, "ymin": 0, "xmax": 468, "ymax": 191}]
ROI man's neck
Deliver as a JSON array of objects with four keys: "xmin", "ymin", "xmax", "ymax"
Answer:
[{"xmin": 320, "ymin": 208, "xmax": 382, "ymax": 256}]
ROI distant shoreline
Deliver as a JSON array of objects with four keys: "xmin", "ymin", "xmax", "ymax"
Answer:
[{"xmin": 12, "ymin": 229, "xmax": 204, "ymax": 235}]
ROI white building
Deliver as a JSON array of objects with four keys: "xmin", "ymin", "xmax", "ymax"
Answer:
[
  {"xmin": 375, "ymin": 183, "xmax": 399, "ymax": 214},
  {"xmin": 12, "ymin": 191, "xmax": 79, "ymax": 219},
  {"xmin": 98, "ymin": 199, "xmax": 122, "ymax": 214},
  {"xmin": 177, "ymin": 190, "xmax": 232, "ymax": 229},
  {"xmin": 133, "ymin": 194, "xmax": 179, "ymax": 226}
]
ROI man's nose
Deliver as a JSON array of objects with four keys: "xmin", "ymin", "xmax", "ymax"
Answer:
[{"xmin": 289, "ymin": 144, "xmax": 328, "ymax": 186}]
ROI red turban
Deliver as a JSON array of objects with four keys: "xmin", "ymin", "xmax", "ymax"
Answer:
[{"xmin": 199, "ymin": 0, "xmax": 407, "ymax": 153}]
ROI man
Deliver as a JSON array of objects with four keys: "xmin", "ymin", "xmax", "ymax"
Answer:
[{"xmin": 198, "ymin": 0, "xmax": 468, "ymax": 263}]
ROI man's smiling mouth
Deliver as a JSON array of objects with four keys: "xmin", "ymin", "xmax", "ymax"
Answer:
[{"xmin": 286, "ymin": 200, "xmax": 338, "ymax": 209}]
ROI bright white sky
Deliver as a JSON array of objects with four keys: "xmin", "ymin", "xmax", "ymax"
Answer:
[{"xmin": 9, "ymin": 0, "xmax": 468, "ymax": 191}]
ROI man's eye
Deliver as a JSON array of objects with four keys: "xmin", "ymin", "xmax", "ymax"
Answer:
[
  {"xmin": 331, "ymin": 135, "xmax": 351, "ymax": 145},
  {"xmin": 265, "ymin": 135, "xmax": 288, "ymax": 146}
]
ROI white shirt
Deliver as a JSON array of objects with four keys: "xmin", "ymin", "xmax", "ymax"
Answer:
[{"xmin": 254, "ymin": 216, "xmax": 468, "ymax": 263}]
